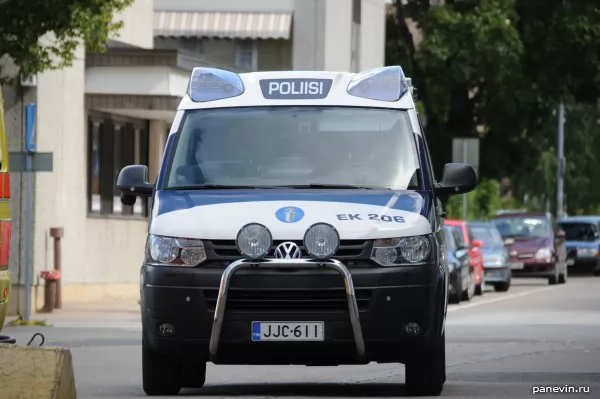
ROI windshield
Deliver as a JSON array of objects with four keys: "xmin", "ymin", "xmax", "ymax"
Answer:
[
  {"xmin": 558, "ymin": 222, "xmax": 599, "ymax": 241},
  {"xmin": 471, "ymin": 226, "xmax": 503, "ymax": 247},
  {"xmin": 165, "ymin": 106, "xmax": 420, "ymax": 189},
  {"xmin": 493, "ymin": 216, "xmax": 552, "ymax": 238}
]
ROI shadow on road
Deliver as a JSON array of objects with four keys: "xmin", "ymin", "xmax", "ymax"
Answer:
[{"xmin": 178, "ymin": 383, "xmax": 408, "ymax": 397}]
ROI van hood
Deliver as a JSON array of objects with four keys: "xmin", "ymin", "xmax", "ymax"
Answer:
[{"xmin": 150, "ymin": 189, "xmax": 433, "ymax": 240}]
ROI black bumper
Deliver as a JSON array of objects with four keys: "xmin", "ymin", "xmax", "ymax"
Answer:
[
  {"xmin": 484, "ymin": 266, "xmax": 510, "ymax": 283},
  {"xmin": 141, "ymin": 262, "xmax": 444, "ymax": 365},
  {"xmin": 567, "ymin": 257, "xmax": 600, "ymax": 274},
  {"xmin": 511, "ymin": 262, "xmax": 556, "ymax": 278}
]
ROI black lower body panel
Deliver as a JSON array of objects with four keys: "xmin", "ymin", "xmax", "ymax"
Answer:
[{"xmin": 141, "ymin": 263, "xmax": 444, "ymax": 365}]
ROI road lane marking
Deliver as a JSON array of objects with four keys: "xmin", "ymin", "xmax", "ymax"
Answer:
[{"xmin": 448, "ymin": 284, "xmax": 571, "ymax": 312}]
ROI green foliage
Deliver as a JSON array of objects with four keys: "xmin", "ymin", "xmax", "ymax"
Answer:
[
  {"xmin": 387, "ymin": 0, "xmax": 600, "ymax": 214},
  {"xmin": 0, "ymin": 0, "xmax": 133, "ymax": 83},
  {"xmin": 445, "ymin": 178, "xmax": 525, "ymax": 220}
]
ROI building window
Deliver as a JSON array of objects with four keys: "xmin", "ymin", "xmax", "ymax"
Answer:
[
  {"xmin": 235, "ymin": 40, "xmax": 256, "ymax": 70},
  {"xmin": 87, "ymin": 112, "xmax": 150, "ymax": 218}
]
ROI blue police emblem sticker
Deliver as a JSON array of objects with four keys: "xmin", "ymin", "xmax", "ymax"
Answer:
[{"xmin": 275, "ymin": 206, "xmax": 305, "ymax": 223}]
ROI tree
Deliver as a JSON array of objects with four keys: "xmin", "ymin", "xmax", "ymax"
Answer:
[
  {"xmin": 0, "ymin": 0, "xmax": 133, "ymax": 83},
  {"xmin": 386, "ymin": 0, "xmax": 600, "ymax": 212}
]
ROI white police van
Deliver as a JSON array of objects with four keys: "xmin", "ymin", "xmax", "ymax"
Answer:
[{"xmin": 117, "ymin": 66, "xmax": 477, "ymax": 397}]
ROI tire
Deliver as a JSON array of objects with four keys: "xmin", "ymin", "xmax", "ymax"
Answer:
[
  {"xmin": 548, "ymin": 265, "xmax": 559, "ymax": 285},
  {"xmin": 181, "ymin": 360, "xmax": 207, "ymax": 389},
  {"xmin": 448, "ymin": 274, "xmax": 462, "ymax": 304},
  {"xmin": 405, "ymin": 333, "xmax": 446, "ymax": 396},
  {"xmin": 142, "ymin": 337, "xmax": 182, "ymax": 396},
  {"xmin": 461, "ymin": 271, "xmax": 474, "ymax": 301},
  {"xmin": 494, "ymin": 279, "xmax": 511, "ymax": 292}
]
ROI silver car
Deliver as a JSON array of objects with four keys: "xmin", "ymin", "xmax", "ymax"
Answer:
[{"xmin": 468, "ymin": 221, "xmax": 511, "ymax": 292}]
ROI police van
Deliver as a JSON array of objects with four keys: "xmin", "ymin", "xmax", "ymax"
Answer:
[{"xmin": 117, "ymin": 66, "xmax": 477, "ymax": 397}]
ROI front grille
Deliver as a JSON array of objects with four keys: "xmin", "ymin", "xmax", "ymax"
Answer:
[
  {"xmin": 203, "ymin": 287, "xmax": 373, "ymax": 313},
  {"xmin": 204, "ymin": 239, "xmax": 372, "ymax": 261}
]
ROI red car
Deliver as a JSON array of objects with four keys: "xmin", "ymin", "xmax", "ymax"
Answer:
[{"xmin": 445, "ymin": 219, "xmax": 485, "ymax": 295}]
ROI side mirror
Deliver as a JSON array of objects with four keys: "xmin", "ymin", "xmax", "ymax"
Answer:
[
  {"xmin": 116, "ymin": 165, "xmax": 154, "ymax": 206},
  {"xmin": 434, "ymin": 163, "xmax": 477, "ymax": 197},
  {"xmin": 471, "ymin": 239, "xmax": 483, "ymax": 248}
]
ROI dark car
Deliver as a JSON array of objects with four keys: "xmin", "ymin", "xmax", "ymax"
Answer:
[
  {"xmin": 443, "ymin": 225, "xmax": 474, "ymax": 303},
  {"xmin": 492, "ymin": 211, "xmax": 567, "ymax": 285},
  {"xmin": 558, "ymin": 216, "xmax": 600, "ymax": 275},
  {"xmin": 468, "ymin": 221, "xmax": 511, "ymax": 292}
]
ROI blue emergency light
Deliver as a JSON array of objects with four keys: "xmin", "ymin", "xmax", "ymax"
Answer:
[
  {"xmin": 346, "ymin": 65, "xmax": 410, "ymax": 102},
  {"xmin": 188, "ymin": 67, "xmax": 245, "ymax": 102}
]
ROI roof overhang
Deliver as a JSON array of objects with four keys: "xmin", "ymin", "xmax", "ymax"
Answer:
[
  {"xmin": 154, "ymin": 11, "xmax": 292, "ymax": 39},
  {"xmin": 84, "ymin": 48, "xmax": 249, "ymax": 123}
]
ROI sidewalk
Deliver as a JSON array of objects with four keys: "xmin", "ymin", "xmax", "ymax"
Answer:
[{"xmin": 5, "ymin": 300, "xmax": 142, "ymax": 330}]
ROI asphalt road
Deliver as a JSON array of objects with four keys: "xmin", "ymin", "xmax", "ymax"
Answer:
[{"xmin": 4, "ymin": 276, "xmax": 600, "ymax": 398}]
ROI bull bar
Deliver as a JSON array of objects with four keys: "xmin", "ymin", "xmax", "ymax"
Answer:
[{"xmin": 208, "ymin": 258, "xmax": 366, "ymax": 360}]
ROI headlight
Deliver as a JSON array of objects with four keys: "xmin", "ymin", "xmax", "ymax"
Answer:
[
  {"xmin": 448, "ymin": 262, "xmax": 456, "ymax": 272},
  {"xmin": 236, "ymin": 223, "xmax": 273, "ymax": 260},
  {"xmin": 577, "ymin": 247, "xmax": 598, "ymax": 257},
  {"xmin": 534, "ymin": 247, "xmax": 552, "ymax": 261},
  {"xmin": 304, "ymin": 223, "xmax": 340, "ymax": 259},
  {"xmin": 370, "ymin": 235, "xmax": 431, "ymax": 266},
  {"xmin": 147, "ymin": 234, "xmax": 207, "ymax": 266}
]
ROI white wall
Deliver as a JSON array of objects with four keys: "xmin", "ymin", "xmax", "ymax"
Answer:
[
  {"xmin": 360, "ymin": 0, "xmax": 386, "ymax": 70},
  {"xmin": 323, "ymin": 0, "xmax": 353, "ymax": 72},
  {"xmin": 86, "ymin": 66, "xmax": 189, "ymax": 97},
  {"xmin": 111, "ymin": 0, "xmax": 154, "ymax": 49},
  {"xmin": 34, "ymin": 46, "xmax": 148, "ymax": 289}
]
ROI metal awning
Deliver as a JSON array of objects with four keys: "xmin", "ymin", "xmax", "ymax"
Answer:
[{"xmin": 154, "ymin": 11, "xmax": 292, "ymax": 40}]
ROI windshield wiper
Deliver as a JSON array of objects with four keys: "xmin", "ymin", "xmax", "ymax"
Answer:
[
  {"xmin": 281, "ymin": 184, "xmax": 381, "ymax": 189},
  {"xmin": 166, "ymin": 184, "xmax": 279, "ymax": 190}
]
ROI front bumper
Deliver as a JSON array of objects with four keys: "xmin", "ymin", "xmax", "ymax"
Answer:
[
  {"xmin": 141, "ymin": 258, "xmax": 444, "ymax": 365},
  {"xmin": 567, "ymin": 256, "xmax": 600, "ymax": 273},
  {"xmin": 509, "ymin": 260, "xmax": 556, "ymax": 277},
  {"xmin": 483, "ymin": 266, "xmax": 511, "ymax": 283}
]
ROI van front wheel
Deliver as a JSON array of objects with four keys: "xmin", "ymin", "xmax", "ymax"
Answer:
[
  {"xmin": 142, "ymin": 337, "xmax": 182, "ymax": 396},
  {"xmin": 404, "ymin": 333, "xmax": 446, "ymax": 396}
]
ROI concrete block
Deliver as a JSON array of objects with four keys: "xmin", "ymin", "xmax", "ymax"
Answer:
[{"xmin": 0, "ymin": 343, "xmax": 76, "ymax": 399}]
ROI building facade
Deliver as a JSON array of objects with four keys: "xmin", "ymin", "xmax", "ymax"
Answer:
[{"xmin": 4, "ymin": 0, "xmax": 386, "ymax": 315}]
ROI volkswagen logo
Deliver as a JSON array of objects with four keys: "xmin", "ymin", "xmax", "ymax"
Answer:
[{"xmin": 274, "ymin": 242, "xmax": 302, "ymax": 259}]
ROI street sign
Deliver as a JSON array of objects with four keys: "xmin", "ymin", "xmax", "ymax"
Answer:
[
  {"xmin": 452, "ymin": 138, "xmax": 480, "ymax": 177},
  {"xmin": 9, "ymin": 152, "xmax": 53, "ymax": 172}
]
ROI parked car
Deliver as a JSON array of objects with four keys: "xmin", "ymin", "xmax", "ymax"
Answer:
[
  {"xmin": 468, "ymin": 221, "xmax": 511, "ymax": 292},
  {"xmin": 492, "ymin": 211, "xmax": 567, "ymax": 285},
  {"xmin": 443, "ymin": 225, "xmax": 475, "ymax": 303},
  {"xmin": 558, "ymin": 216, "xmax": 600, "ymax": 276},
  {"xmin": 444, "ymin": 219, "xmax": 485, "ymax": 295}
]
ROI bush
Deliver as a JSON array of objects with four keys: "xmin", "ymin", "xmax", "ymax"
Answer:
[{"xmin": 444, "ymin": 178, "xmax": 525, "ymax": 220}]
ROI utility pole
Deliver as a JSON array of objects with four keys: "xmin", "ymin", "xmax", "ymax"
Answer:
[{"xmin": 557, "ymin": 103, "xmax": 565, "ymax": 220}]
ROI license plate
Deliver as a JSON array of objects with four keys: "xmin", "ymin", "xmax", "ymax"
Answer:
[
  {"xmin": 510, "ymin": 262, "xmax": 524, "ymax": 269},
  {"xmin": 251, "ymin": 322, "xmax": 324, "ymax": 342},
  {"xmin": 567, "ymin": 259, "xmax": 575, "ymax": 266}
]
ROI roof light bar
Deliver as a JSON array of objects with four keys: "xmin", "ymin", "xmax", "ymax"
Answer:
[
  {"xmin": 347, "ymin": 66, "xmax": 410, "ymax": 102},
  {"xmin": 188, "ymin": 67, "xmax": 245, "ymax": 102}
]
